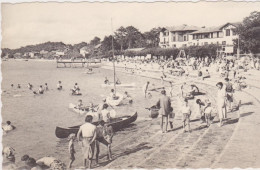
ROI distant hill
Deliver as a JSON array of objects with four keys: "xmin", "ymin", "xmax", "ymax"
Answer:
[{"xmin": 1, "ymin": 41, "xmax": 90, "ymax": 58}]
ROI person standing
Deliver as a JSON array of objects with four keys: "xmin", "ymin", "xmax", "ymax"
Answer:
[
  {"xmin": 216, "ymin": 82, "xmax": 227, "ymax": 127},
  {"xmin": 156, "ymin": 90, "xmax": 172, "ymax": 133},
  {"xmin": 77, "ymin": 115, "xmax": 97, "ymax": 169},
  {"xmin": 143, "ymin": 81, "xmax": 150, "ymax": 98},
  {"xmin": 196, "ymin": 99, "xmax": 205, "ymax": 123},
  {"xmin": 181, "ymin": 99, "xmax": 191, "ymax": 133},
  {"xmin": 204, "ymin": 99, "xmax": 213, "ymax": 127},
  {"xmin": 67, "ymin": 134, "xmax": 76, "ymax": 168},
  {"xmin": 95, "ymin": 120, "xmax": 114, "ymax": 164},
  {"xmin": 225, "ymin": 78, "xmax": 234, "ymax": 112}
]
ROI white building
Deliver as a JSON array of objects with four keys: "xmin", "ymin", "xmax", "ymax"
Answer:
[
  {"xmin": 80, "ymin": 46, "xmax": 90, "ymax": 57},
  {"xmin": 159, "ymin": 24, "xmax": 199, "ymax": 48},
  {"xmin": 159, "ymin": 23, "xmax": 240, "ymax": 54}
]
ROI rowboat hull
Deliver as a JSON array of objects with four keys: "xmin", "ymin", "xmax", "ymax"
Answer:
[{"xmin": 55, "ymin": 112, "xmax": 138, "ymax": 138}]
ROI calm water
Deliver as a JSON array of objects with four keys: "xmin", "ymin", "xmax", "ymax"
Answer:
[{"xmin": 1, "ymin": 60, "xmax": 164, "ymax": 167}]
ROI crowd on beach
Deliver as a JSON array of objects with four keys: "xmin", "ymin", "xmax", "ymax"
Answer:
[{"xmin": 3, "ymin": 54, "xmax": 258, "ymax": 169}]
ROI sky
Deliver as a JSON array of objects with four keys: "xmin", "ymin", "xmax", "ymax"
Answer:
[{"xmin": 1, "ymin": 2, "xmax": 260, "ymax": 49}]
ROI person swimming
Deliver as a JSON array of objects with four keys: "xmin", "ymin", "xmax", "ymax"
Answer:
[
  {"xmin": 104, "ymin": 77, "xmax": 110, "ymax": 84},
  {"xmin": 2, "ymin": 121, "xmax": 16, "ymax": 132},
  {"xmin": 17, "ymin": 84, "xmax": 21, "ymax": 89},
  {"xmin": 116, "ymin": 78, "xmax": 121, "ymax": 85},
  {"xmin": 27, "ymin": 83, "xmax": 33, "ymax": 90},
  {"xmin": 38, "ymin": 85, "xmax": 44, "ymax": 94},
  {"xmin": 75, "ymin": 99, "xmax": 84, "ymax": 110},
  {"xmin": 3, "ymin": 146, "xmax": 15, "ymax": 163},
  {"xmin": 123, "ymin": 91, "xmax": 133, "ymax": 103},
  {"xmin": 11, "ymin": 84, "xmax": 14, "ymax": 88},
  {"xmin": 57, "ymin": 81, "xmax": 62, "ymax": 90},
  {"xmin": 45, "ymin": 83, "xmax": 48, "ymax": 91}
]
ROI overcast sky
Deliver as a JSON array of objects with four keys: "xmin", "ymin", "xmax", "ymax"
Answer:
[{"xmin": 2, "ymin": 2, "xmax": 260, "ymax": 49}]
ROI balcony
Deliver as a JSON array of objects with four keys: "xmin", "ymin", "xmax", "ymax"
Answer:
[{"xmin": 160, "ymin": 42, "xmax": 169, "ymax": 45}]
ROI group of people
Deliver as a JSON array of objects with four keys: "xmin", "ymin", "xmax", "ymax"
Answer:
[
  {"xmin": 10, "ymin": 81, "xmax": 65, "ymax": 95},
  {"xmin": 104, "ymin": 77, "xmax": 121, "ymax": 85},
  {"xmin": 2, "ymin": 146, "xmax": 66, "ymax": 170},
  {"xmin": 75, "ymin": 115, "xmax": 114, "ymax": 169}
]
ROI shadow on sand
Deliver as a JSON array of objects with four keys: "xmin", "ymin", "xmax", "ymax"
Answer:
[
  {"xmin": 240, "ymin": 111, "xmax": 254, "ymax": 118},
  {"xmin": 97, "ymin": 142, "xmax": 152, "ymax": 167},
  {"xmin": 240, "ymin": 102, "xmax": 253, "ymax": 106}
]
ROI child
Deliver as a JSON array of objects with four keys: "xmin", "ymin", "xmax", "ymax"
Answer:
[
  {"xmin": 68, "ymin": 133, "xmax": 76, "ymax": 168},
  {"xmin": 204, "ymin": 99, "xmax": 213, "ymax": 127},
  {"xmin": 38, "ymin": 85, "xmax": 44, "ymax": 94},
  {"xmin": 57, "ymin": 81, "xmax": 62, "ymax": 90},
  {"xmin": 45, "ymin": 83, "xmax": 49, "ymax": 91},
  {"xmin": 196, "ymin": 99, "xmax": 205, "ymax": 123},
  {"xmin": 181, "ymin": 99, "xmax": 191, "ymax": 133}
]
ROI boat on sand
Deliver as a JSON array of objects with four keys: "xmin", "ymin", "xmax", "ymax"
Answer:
[{"xmin": 55, "ymin": 112, "xmax": 138, "ymax": 138}]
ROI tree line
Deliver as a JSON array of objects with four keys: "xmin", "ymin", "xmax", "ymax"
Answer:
[{"xmin": 1, "ymin": 11, "xmax": 259, "ymax": 59}]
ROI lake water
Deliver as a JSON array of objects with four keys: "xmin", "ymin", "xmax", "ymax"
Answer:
[{"xmin": 1, "ymin": 60, "xmax": 167, "ymax": 168}]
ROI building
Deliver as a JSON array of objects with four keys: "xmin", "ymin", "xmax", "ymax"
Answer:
[
  {"xmin": 159, "ymin": 22, "xmax": 240, "ymax": 55},
  {"xmin": 80, "ymin": 46, "xmax": 90, "ymax": 57},
  {"xmin": 159, "ymin": 24, "xmax": 199, "ymax": 48}
]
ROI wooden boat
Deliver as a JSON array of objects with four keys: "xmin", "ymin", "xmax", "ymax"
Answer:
[
  {"xmin": 55, "ymin": 112, "xmax": 138, "ymax": 138},
  {"xmin": 101, "ymin": 83, "xmax": 136, "ymax": 88}
]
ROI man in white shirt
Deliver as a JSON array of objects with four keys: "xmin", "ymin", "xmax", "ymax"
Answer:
[{"xmin": 77, "ymin": 115, "xmax": 97, "ymax": 169}]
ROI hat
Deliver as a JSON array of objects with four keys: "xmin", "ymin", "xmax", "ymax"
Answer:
[{"xmin": 68, "ymin": 133, "xmax": 76, "ymax": 140}]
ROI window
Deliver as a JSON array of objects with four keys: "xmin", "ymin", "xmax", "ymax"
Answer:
[
  {"xmin": 222, "ymin": 41, "xmax": 226, "ymax": 45},
  {"xmin": 226, "ymin": 29, "xmax": 230, "ymax": 36},
  {"xmin": 173, "ymin": 44, "xmax": 176, "ymax": 47},
  {"xmin": 163, "ymin": 31, "xmax": 169, "ymax": 36},
  {"xmin": 211, "ymin": 33, "xmax": 213, "ymax": 38},
  {"xmin": 172, "ymin": 36, "xmax": 176, "ymax": 42},
  {"xmin": 217, "ymin": 32, "xmax": 219, "ymax": 38},
  {"xmin": 205, "ymin": 34, "xmax": 209, "ymax": 39},
  {"xmin": 184, "ymin": 36, "xmax": 186, "ymax": 41}
]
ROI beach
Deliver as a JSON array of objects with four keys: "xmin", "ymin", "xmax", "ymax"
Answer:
[{"xmin": 2, "ymin": 59, "xmax": 260, "ymax": 168}]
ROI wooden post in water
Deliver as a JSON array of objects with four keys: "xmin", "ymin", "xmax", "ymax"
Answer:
[{"xmin": 111, "ymin": 18, "xmax": 117, "ymax": 96}]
